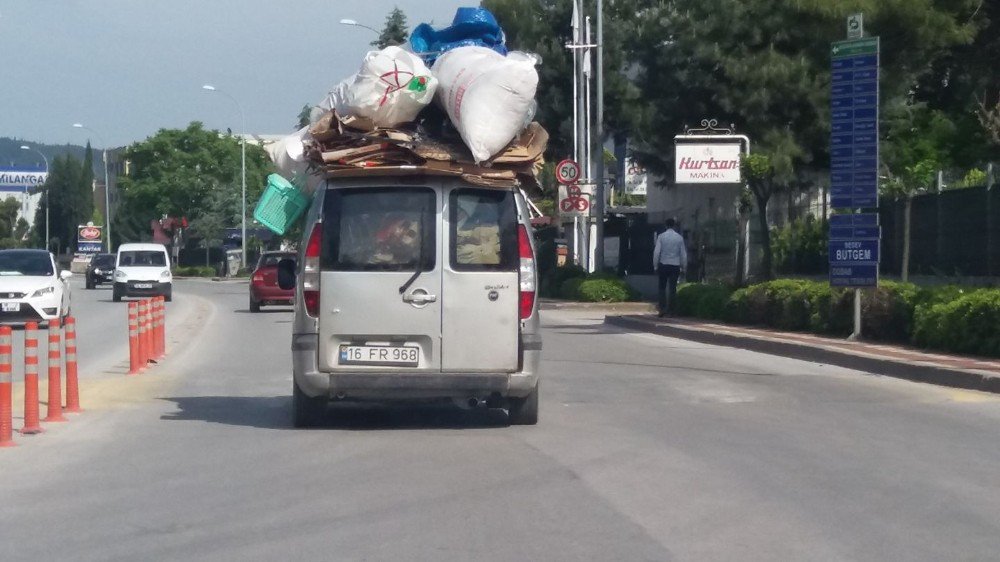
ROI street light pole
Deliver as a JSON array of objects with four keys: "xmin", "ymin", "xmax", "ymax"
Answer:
[
  {"xmin": 339, "ymin": 18, "xmax": 381, "ymax": 36},
  {"xmin": 71, "ymin": 123, "xmax": 112, "ymax": 250},
  {"xmin": 19, "ymin": 146, "xmax": 48, "ymax": 251},
  {"xmin": 594, "ymin": 0, "xmax": 606, "ymax": 271},
  {"xmin": 202, "ymin": 84, "xmax": 248, "ymax": 269}
]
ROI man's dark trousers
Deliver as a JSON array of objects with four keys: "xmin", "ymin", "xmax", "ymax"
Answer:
[{"xmin": 657, "ymin": 264, "xmax": 681, "ymax": 314}]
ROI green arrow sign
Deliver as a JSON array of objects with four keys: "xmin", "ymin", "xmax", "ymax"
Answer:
[{"xmin": 832, "ymin": 37, "xmax": 879, "ymax": 58}]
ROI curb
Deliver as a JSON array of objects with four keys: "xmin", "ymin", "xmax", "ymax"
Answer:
[
  {"xmin": 605, "ymin": 315, "xmax": 1000, "ymax": 394},
  {"xmin": 540, "ymin": 300, "xmax": 657, "ymax": 313}
]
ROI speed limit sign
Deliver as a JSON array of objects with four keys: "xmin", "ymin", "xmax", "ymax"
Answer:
[{"xmin": 555, "ymin": 159, "xmax": 581, "ymax": 185}]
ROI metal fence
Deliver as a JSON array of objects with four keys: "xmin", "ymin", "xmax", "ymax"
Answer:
[{"xmin": 880, "ymin": 183, "xmax": 1000, "ymax": 278}]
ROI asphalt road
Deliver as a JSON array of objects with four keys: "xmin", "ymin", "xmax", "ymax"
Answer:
[{"xmin": 3, "ymin": 279, "xmax": 1000, "ymax": 561}]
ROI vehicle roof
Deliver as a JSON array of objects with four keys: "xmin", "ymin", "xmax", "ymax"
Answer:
[
  {"xmin": 117, "ymin": 243, "xmax": 168, "ymax": 251},
  {"xmin": 322, "ymin": 176, "xmax": 520, "ymax": 191}
]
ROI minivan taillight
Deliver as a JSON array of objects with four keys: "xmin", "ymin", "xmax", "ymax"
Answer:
[
  {"xmin": 303, "ymin": 223, "xmax": 322, "ymax": 317},
  {"xmin": 517, "ymin": 224, "xmax": 536, "ymax": 320}
]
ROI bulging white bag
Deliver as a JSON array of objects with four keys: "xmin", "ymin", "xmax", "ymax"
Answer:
[
  {"xmin": 320, "ymin": 46, "xmax": 438, "ymax": 129},
  {"xmin": 266, "ymin": 126, "xmax": 321, "ymax": 194},
  {"xmin": 433, "ymin": 47, "xmax": 539, "ymax": 163}
]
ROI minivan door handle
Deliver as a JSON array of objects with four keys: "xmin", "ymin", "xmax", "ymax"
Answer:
[{"xmin": 402, "ymin": 292, "xmax": 437, "ymax": 305}]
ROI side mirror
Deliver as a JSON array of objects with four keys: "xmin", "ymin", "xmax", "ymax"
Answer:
[
  {"xmin": 60, "ymin": 270, "xmax": 73, "ymax": 280},
  {"xmin": 277, "ymin": 258, "xmax": 296, "ymax": 290}
]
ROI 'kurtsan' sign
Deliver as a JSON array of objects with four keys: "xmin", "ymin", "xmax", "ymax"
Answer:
[{"xmin": 0, "ymin": 169, "xmax": 47, "ymax": 189}]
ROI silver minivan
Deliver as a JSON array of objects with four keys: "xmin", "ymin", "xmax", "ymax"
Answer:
[{"xmin": 280, "ymin": 176, "xmax": 542, "ymax": 426}]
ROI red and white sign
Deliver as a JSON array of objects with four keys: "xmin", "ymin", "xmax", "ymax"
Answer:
[
  {"xmin": 555, "ymin": 159, "xmax": 581, "ymax": 185},
  {"xmin": 558, "ymin": 183, "xmax": 593, "ymax": 218},
  {"xmin": 78, "ymin": 225, "xmax": 102, "ymax": 242},
  {"xmin": 675, "ymin": 143, "xmax": 742, "ymax": 184}
]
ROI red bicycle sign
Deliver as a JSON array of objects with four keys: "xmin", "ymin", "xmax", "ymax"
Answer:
[
  {"xmin": 559, "ymin": 183, "xmax": 591, "ymax": 213},
  {"xmin": 555, "ymin": 159, "xmax": 581, "ymax": 185}
]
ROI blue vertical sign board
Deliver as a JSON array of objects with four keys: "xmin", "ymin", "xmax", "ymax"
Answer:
[
  {"xmin": 830, "ymin": 37, "xmax": 879, "ymax": 209},
  {"xmin": 830, "ymin": 36, "xmax": 880, "ymax": 288},
  {"xmin": 829, "ymin": 214, "xmax": 880, "ymax": 287}
]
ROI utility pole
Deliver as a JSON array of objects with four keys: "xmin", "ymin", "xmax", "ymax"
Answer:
[{"xmin": 593, "ymin": 0, "xmax": 606, "ymax": 271}]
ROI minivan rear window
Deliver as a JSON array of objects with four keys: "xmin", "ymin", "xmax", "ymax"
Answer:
[
  {"xmin": 119, "ymin": 251, "xmax": 166, "ymax": 267},
  {"xmin": 322, "ymin": 187, "xmax": 436, "ymax": 271},
  {"xmin": 449, "ymin": 189, "xmax": 518, "ymax": 271}
]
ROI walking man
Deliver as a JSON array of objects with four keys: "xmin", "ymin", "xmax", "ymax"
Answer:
[{"xmin": 653, "ymin": 218, "xmax": 687, "ymax": 317}]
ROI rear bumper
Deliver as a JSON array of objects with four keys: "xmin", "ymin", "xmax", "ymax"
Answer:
[
  {"xmin": 292, "ymin": 333, "xmax": 541, "ymax": 400},
  {"xmin": 250, "ymin": 285, "xmax": 294, "ymax": 303}
]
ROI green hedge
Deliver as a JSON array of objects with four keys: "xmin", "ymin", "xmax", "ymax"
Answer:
[
  {"xmin": 173, "ymin": 265, "xmax": 216, "ymax": 277},
  {"xmin": 675, "ymin": 283, "xmax": 734, "ymax": 320},
  {"xmin": 675, "ymin": 279, "xmax": 1000, "ymax": 357},
  {"xmin": 913, "ymin": 290, "xmax": 1000, "ymax": 356},
  {"xmin": 551, "ymin": 265, "xmax": 637, "ymax": 302},
  {"xmin": 578, "ymin": 278, "xmax": 631, "ymax": 302}
]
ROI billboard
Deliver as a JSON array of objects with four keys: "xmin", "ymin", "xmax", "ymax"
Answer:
[
  {"xmin": 0, "ymin": 168, "xmax": 46, "ymax": 192},
  {"xmin": 624, "ymin": 158, "xmax": 648, "ymax": 195},
  {"xmin": 674, "ymin": 143, "xmax": 742, "ymax": 184},
  {"xmin": 78, "ymin": 224, "xmax": 104, "ymax": 254}
]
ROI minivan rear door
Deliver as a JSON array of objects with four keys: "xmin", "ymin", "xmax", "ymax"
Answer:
[
  {"xmin": 317, "ymin": 186, "xmax": 442, "ymax": 372},
  {"xmin": 441, "ymin": 187, "xmax": 520, "ymax": 372}
]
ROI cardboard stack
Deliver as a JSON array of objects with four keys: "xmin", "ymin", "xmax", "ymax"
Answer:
[{"xmin": 304, "ymin": 110, "xmax": 548, "ymax": 191}]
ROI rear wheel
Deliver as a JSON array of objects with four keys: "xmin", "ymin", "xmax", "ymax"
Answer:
[
  {"xmin": 507, "ymin": 383, "xmax": 539, "ymax": 425},
  {"xmin": 292, "ymin": 379, "xmax": 326, "ymax": 428},
  {"xmin": 249, "ymin": 296, "xmax": 261, "ymax": 313}
]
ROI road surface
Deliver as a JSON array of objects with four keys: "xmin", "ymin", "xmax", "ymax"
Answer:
[{"xmin": 3, "ymin": 279, "xmax": 1000, "ymax": 561}]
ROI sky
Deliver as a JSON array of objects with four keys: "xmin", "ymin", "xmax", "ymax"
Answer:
[{"xmin": 0, "ymin": 0, "xmax": 471, "ymax": 148}]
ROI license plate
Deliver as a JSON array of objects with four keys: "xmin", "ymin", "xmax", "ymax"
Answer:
[
  {"xmin": 1, "ymin": 302, "xmax": 19, "ymax": 312},
  {"xmin": 134, "ymin": 283, "xmax": 153, "ymax": 289},
  {"xmin": 339, "ymin": 345, "xmax": 420, "ymax": 366}
]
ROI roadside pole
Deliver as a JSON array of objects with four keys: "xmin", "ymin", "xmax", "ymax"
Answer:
[{"xmin": 594, "ymin": 0, "xmax": 606, "ymax": 272}]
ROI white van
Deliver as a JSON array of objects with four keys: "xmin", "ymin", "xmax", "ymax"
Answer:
[
  {"xmin": 280, "ymin": 176, "xmax": 542, "ymax": 426},
  {"xmin": 113, "ymin": 243, "xmax": 173, "ymax": 302}
]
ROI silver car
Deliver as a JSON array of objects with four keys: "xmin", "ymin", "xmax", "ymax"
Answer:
[{"xmin": 280, "ymin": 177, "xmax": 542, "ymax": 426}]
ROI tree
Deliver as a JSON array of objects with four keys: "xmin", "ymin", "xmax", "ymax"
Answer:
[
  {"xmin": 31, "ymin": 154, "xmax": 85, "ymax": 253},
  {"xmin": 296, "ymin": 104, "xmax": 312, "ymax": 130},
  {"xmin": 742, "ymin": 147, "xmax": 801, "ymax": 280},
  {"xmin": 114, "ymin": 122, "xmax": 273, "ymax": 247},
  {"xmin": 373, "ymin": 7, "xmax": 408, "ymax": 49}
]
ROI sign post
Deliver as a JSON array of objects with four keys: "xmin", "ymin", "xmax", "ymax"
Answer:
[{"xmin": 829, "ymin": 18, "xmax": 880, "ymax": 340}]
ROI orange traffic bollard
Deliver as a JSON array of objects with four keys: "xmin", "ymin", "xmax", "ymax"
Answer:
[
  {"xmin": 143, "ymin": 299, "xmax": 154, "ymax": 364},
  {"xmin": 0, "ymin": 326, "xmax": 14, "ymax": 447},
  {"xmin": 64, "ymin": 317, "xmax": 81, "ymax": 413},
  {"xmin": 156, "ymin": 296, "xmax": 166, "ymax": 359},
  {"xmin": 43, "ymin": 318, "xmax": 66, "ymax": 422},
  {"xmin": 159, "ymin": 296, "xmax": 167, "ymax": 358},
  {"xmin": 151, "ymin": 297, "xmax": 161, "ymax": 359},
  {"xmin": 137, "ymin": 300, "xmax": 148, "ymax": 367},
  {"xmin": 128, "ymin": 302, "xmax": 141, "ymax": 374},
  {"xmin": 21, "ymin": 322, "xmax": 43, "ymax": 434}
]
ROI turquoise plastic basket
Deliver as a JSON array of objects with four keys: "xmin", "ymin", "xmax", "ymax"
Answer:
[{"xmin": 253, "ymin": 174, "xmax": 310, "ymax": 236}]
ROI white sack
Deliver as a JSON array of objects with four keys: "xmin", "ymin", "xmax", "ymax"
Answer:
[
  {"xmin": 433, "ymin": 47, "xmax": 539, "ymax": 163},
  {"xmin": 319, "ymin": 46, "xmax": 437, "ymax": 128},
  {"xmin": 266, "ymin": 126, "xmax": 321, "ymax": 194}
]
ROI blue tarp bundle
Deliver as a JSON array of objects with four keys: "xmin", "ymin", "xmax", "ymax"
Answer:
[{"xmin": 409, "ymin": 7, "xmax": 507, "ymax": 66}]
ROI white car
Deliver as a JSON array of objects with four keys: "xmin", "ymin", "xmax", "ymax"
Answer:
[
  {"xmin": 0, "ymin": 249, "xmax": 72, "ymax": 324},
  {"xmin": 112, "ymin": 243, "xmax": 172, "ymax": 302}
]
